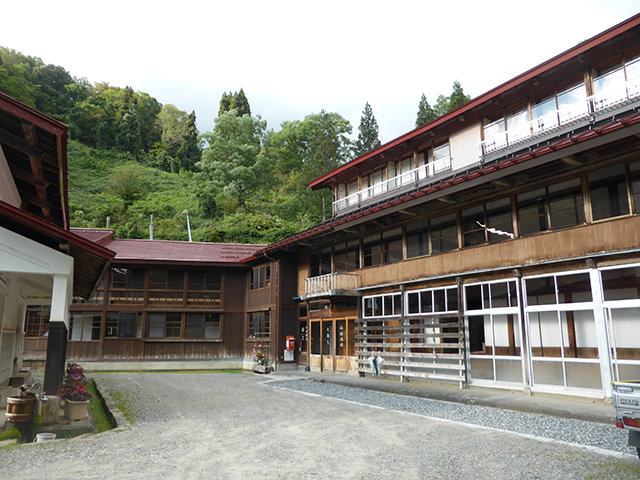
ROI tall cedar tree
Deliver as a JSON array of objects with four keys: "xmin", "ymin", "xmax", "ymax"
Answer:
[
  {"xmin": 354, "ymin": 102, "xmax": 381, "ymax": 157},
  {"xmin": 218, "ymin": 89, "xmax": 251, "ymax": 117},
  {"xmin": 176, "ymin": 111, "xmax": 201, "ymax": 171},
  {"xmin": 416, "ymin": 93, "xmax": 437, "ymax": 127}
]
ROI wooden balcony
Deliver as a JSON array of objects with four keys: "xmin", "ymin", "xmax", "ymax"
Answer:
[{"xmin": 303, "ymin": 273, "xmax": 360, "ymax": 300}]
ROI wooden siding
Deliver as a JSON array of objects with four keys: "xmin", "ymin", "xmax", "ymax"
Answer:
[{"xmin": 358, "ymin": 216, "xmax": 640, "ymax": 289}]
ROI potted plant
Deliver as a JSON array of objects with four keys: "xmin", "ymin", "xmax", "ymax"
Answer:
[
  {"xmin": 252, "ymin": 340, "xmax": 271, "ymax": 374},
  {"xmin": 58, "ymin": 363, "xmax": 92, "ymax": 421}
]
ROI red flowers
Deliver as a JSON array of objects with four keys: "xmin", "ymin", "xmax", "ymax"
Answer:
[{"xmin": 58, "ymin": 362, "xmax": 93, "ymax": 401}]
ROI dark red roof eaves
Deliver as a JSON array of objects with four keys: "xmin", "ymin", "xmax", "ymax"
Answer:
[
  {"xmin": 0, "ymin": 201, "xmax": 115, "ymax": 260},
  {"xmin": 308, "ymin": 13, "xmax": 640, "ymax": 191},
  {"xmin": 0, "ymin": 91, "xmax": 70, "ymax": 229},
  {"xmin": 260, "ymin": 112, "xmax": 640, "ymax": 257},
  {"xmin": 0, "ymin": 92, "xmax": 67, "ymax": 134}
]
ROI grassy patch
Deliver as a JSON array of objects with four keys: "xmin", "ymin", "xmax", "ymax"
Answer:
[
  {"xmin": 585, "ymin": 460, "xmax": 640, "ymax": 479},
  {"xmin": 107, "ymin": 390, "xmax": 139, "ymax": 425},
  {"xmin": 87, "ymin": 379, "xmax": 117, "ymax": 433},
  {"xmin": 90, "ymin": 370, "xmax": 244, "ymax": 375}
]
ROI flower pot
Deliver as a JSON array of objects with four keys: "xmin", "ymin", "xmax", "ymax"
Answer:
[
  {"xmin": 5, "ymin": 395, "xmax": 35, "ymax": 423},
  {"xmin": 64, "ymin": 399, "xmax": 90, "ymax": 422},
  {"xmin": 252, "ymin": 364, "xmax": 272, "ymax": 374}
]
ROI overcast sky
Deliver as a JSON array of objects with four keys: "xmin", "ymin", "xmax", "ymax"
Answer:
[{"xmin": 2, "ymin": 1, "xmax": 639, "ymax": 143}]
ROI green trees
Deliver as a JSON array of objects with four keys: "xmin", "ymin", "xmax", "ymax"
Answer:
[
  {"xmin": 197, "ymin": 110, "xmax": 270, "ymax": 215},
  {"xmin": 218, "ymin": 89, "xmax": 251, "ymax": 117},
  {"xmin": 354, "ymin": 102, "xmax": 381, "ymax": 157},
  {"xmin": 152, "ymin": 105, "xmax": 201, "ymax": 173},
  {"xmin": 416, "ymin": 93, "xmax": 437, "ymax": 127},
  {"xmin": 417, "ymin": 80, "xmax": 472, "ymax": 125},
  {"xmin": 266, "ymin": 110, "xmax": 353, "ymax": 224}
]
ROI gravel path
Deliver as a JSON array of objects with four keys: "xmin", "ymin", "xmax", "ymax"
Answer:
[
  {"xmin": 0, "ymin": 373, "xmax": 639, "ymax": 480},
  {"xmin": 270, "ymin": 378, "xmax": 634, "ymax": 456}
]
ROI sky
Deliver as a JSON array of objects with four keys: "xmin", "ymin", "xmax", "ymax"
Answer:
[{"xmin": 2, "ymin": 1, "xmax": 639, "ymax": 144}]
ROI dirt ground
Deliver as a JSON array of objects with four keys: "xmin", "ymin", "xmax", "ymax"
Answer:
[{"xmin": 1, "ymin": 372, "xmax": 639, "ymax": 480}]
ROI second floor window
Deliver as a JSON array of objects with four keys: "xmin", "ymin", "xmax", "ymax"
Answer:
[{"xmin": 250, "ymin": 265, "xmax": 271, "ymax": 290}]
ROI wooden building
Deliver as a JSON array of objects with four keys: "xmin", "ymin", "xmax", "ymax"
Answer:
[
  {"xmin": 254, "ymin": 14, "xmax": 640, "ymax": 398},
  {"xmin": 11, "ymin": 14, "xmax": 640, "ymax": 401},
  {"xmin": 0, "ymin": 92, "xmax": 114, "ymax": 400},
  {"xmin": 24, "ymin": 231, "xmax": 270, "ymax": 370}
]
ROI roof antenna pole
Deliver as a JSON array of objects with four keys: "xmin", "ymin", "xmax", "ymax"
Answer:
[
  {"xmin": 106, "ymin": 216, "xmax": 110, "ymax": 229},
  {"xmin": 150, "ymin": 214, "xmax": 153, "ymax": 240},
  {"xmin": 186, "ymin": 210, "xmax": 192, "ymax": 242}
]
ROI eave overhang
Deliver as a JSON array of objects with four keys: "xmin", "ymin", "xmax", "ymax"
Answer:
[
  {"xmin": 0, "ymin": 200, "xmax": 115, "ymax": 298},
  {"xmin": 309, "ymin": 13, "xmax": 640, "ymax": 191},
  {"xmin": 0, "ymin": 91, "xmax": 69, "ymax": 229},
  {"xmin": 259, "ymin": 110, "xmax": 640, "ymax": 257}
]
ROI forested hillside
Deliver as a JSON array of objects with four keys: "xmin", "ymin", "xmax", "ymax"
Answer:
[{"xmin": 0, "ymin": 46, "xmax": 470, "ymax": 244}]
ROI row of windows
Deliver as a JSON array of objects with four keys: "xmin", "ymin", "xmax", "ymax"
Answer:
[
  {"xmin": 361, "ymin": 265, "xmax": 640, "ymax": 318},
  {"xmin": 110, "ymin": 269, "xmax": 222, "ymax": 292},
  {"xmin": 77, "ymin": 269, "xmax": 223, "ymax": 306},
  {"xmin": 481, "ymin": 55, "xmax": 640, "ymax": 155},
  {"xmin": 311, "ymin": 160, "xmax": 640, "ymax": 275},
  {"xmin": 68, "ymin": 312, "xmax": 221, "ymax": 340}
]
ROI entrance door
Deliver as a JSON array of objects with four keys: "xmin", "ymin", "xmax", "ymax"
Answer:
[{"xmin": 309, "ymin": 317, "xmax": 356, "ymax": 373}]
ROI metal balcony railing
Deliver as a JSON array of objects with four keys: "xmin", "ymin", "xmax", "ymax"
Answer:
[
  {"xmin": 478, "ymin": 77, "xmax": 640, "ymax": 157},
  {"xmin": 304, "ymin": 273, "xmax": 359, "ymax": 297},
  {"xmin": 333, "ymin": 156, "xmax": 451, "ymax": 214}
]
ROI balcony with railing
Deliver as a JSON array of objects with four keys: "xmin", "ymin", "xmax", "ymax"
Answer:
[
  {"xmin": 478, "ymin": 76, "xmax": 640, "ymax": 158},
  {"xmin": 333, "ymin": 155, "xmax": 452, "ymax": 215},
  {"xmin": 303, "ymin": 272, "xmax": 360, "ymax": 300}
]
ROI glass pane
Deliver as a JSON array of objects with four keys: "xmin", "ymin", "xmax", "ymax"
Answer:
[
  {"xmin": 446, "ymin": 288, "xmax": 458, "ymax": 312},
  {"xmin": 495, "ymin": 359, "xmax": 524, "ymax": 383},
  {"xmin": 433, "ymin": 289, "xmax": 446, "ymax": 312},
  {"xmin": 526, "ymin": 277, "xmax": 556, "ymax": 305},
  {"xmin": 548, "ymin": 178, "xmax": 584, "ymax": 229},
  {"xmin": 557, "ymin": 273, "xmax": 592, "ymax": 303},
  {"xmin": 393, "ymin": 294, "xmax": 402, "ymax": 315},
  {"xmin": 589, "ymin": 165, "xmax": 630, "ymax": 221},
  {"xmin": 420, "ymin": 291, "xmax": 433, "ymax": 313},
  {"xmin": 204, "ymin": 313, "xmax": 220, "ymax": 338},
  {"xmin": 468, "ymin": 315, "xmax": 486, "ymax": 353},
  {"xmin": 532, "ymin": 360, "xmax": 564, "ymax": 386},
  {"xmin": 186, "ymin": 313, "xmax": 204, "ymax": 338},
  {"xmin": 431, "ymin": 213, "xmax": 458, "ymax": 254},
  {"xmin": 486, "ymin": 198, "xmax": 513, "ymax": 243},
  {"xmin": 528, "ymin": 311, "xmax": 563, "ymax": 357},
  {"xmin": 119, "ymin": 312, "xmax": 139, "ymax": 338},
  {"xmin": 465, "ymin": 285, "xmax": 483, "ymax": 311},
  {"xmin": 462, "ymin": 205, "xmax": 485, "ymax": 247},
  {"xmin": 518, "ymin": 188, "xmax": 548, "ymax": 236},
  {"xmin": 470, "ymin": 357, "xmax": 494, "ymax": 380},
  {"xmin": 148, "ymin": 313, "xmax": 165, "ymax": 338},
  {"xmin": 490, "ymin": 283, "xmax": 509, "ymax": 308},
  {"xmin": 627, "ymin": 56, "xmax": 640, "ymax": 80},
  {"xmin": 506, "ymin": 110, "xmax": 530, "ymax": 141},
  {"xmin": 374, "ymin": 297, "xmax": 383, "ymax": 317},
  {"xmin": 566, "ymin": 362, "xmax": 602, "ymax": 389},
  {"xmin": 407, "ymin": 292, "xmax": 419, "ymax": 314},
  {"xmin": 602, "ymin": 266, "xmax": 640, "ymax": 301}
]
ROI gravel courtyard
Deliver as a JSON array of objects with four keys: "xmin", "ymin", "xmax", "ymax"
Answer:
[{"xmin": 1, "ymin": 372, "xmax": 639, "ymax": 480}]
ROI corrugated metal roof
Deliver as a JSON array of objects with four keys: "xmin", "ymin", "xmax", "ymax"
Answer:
[{"xmin": 98, "ymin": 237, "xmax": 263, "ymax": 264}]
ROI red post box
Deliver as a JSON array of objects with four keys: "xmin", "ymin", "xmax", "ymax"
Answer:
[{"xmin": 285, "ymin": 335, "xmax": 295, "ymax": 351}]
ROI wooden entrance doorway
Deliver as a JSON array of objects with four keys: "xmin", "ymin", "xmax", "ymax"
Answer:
[{"xmin": 309, "ymin": 317, "xmax": 357, "ymax": 373}]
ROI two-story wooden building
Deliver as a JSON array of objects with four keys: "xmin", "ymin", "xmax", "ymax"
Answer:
[
  {"xmin": 254, "ymin": 14, "xmax": 640, "ymax": 398},
  {"xmin": 14, "ymin": 14, "xmax": 640, "ymax": 401}
]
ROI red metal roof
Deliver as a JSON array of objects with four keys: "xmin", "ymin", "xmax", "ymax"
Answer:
[
  {"xmin": 93, "ymin": 237, "xmax": 264, "ymax": 264},
  {"xmin": 71, "ymin": 228, "xmax": 115, "ymax": 245},
  {"xmin": 309, "ymin": 13, "xmax": 640, "ymax": 191}
]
